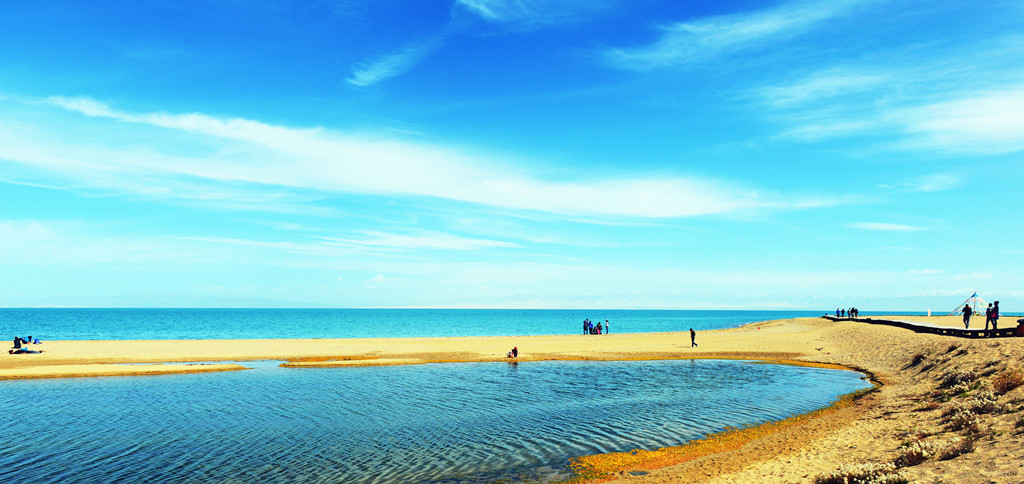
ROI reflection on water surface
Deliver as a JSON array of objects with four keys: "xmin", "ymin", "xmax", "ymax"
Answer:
[{"xmin": 0, "ymin": 359, "xmax": 869, "ymax": 483}]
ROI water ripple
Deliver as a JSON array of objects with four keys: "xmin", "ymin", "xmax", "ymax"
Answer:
[{"xmin": 0, "ymin": 360, "xmax": 868, "ymax": 483}]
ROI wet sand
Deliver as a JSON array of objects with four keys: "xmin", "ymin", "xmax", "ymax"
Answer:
[{"xmin": 4, "ymin": 315, "xmax": 1023, "ymax": 482}]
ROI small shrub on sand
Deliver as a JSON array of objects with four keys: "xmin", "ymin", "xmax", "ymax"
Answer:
[
  {"xmin": 993, "ymin": 371, "xmax": 1024, "ymax": 395},
  {"xmin": 940, "ymin": 368, "xmax": 977, "ymax": 388},
  {"xmin": 945, "ymin": 343, "xmax": 961, "ymax": 354},
  {"xmin": 946, "ymin": 406, "xmax": 983, "ymax": 434},
  {"xmin": 916, "ymin": 401, "xmax": 941, "ymax": 412},
  {"xmin": 948, "ymin": 381, "xmax": 972, "ymax": 396},
  {"xmin": 964, "ymin": 388, "xmax": 1001, "ymax": 414},
  {"xmin": 814, "ymin": 462, "xmax": 908, "ymax": 484},
  {"xmin": 905, "ymin": 353, "xmax": 927, "ymax": 369},
  {"xmin": 895, "ymin": 439, "xmax": 948, "ymax": 467},
  {"xmin": 939, "ymin": 436, "xmax": 975, "ymax": 460}
]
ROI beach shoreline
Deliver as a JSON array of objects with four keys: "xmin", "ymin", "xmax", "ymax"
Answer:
[{"xmin": 5, "ymin": 315, "xmax": 1023, "ymax": 482}]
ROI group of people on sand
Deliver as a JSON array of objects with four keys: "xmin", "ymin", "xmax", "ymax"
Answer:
[
  {"xmin": 962, "ymin": 301, "xmax": 1000, "ymax": 330},
  {"xmin": 835, "ymin": 307, "xmax": 859, "ymax": 318},
  {"xmin": 9, "ymin": 335, "xmax": 43, "ymax": 354},
  {"xmin": 506, "ymin": 346, "xmax": 518, "ymax": 358},
  {"xmin": 582, "ymin": 319, "xmax": 608, "ymax": 335}
]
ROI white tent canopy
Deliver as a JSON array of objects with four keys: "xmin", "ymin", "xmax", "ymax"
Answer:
[{"xmin": 948, "ymin": 292, "xmax": 990, "ymax": 316}]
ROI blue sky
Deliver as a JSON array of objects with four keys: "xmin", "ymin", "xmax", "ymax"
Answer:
[{"xmin": 1, "ymin": 0, "xmax": 1022, "ymax": 310}]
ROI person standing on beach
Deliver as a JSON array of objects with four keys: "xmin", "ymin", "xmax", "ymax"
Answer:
[
  {"xmin": 962, "ymin": 304, "xmax": 973, "ymax": 329},
  {"xmin": 605, "ymin": 319, "xmax": 609, "ymax": 334},
  {"xmin": 992, "ymin": 301, "xmax": 1000, "ymax": 329},
  {"xmin": 690, "ymin": 328, "xmax": 697, "ymax": 347},
  {"xmin": 985, "ymin": 303, "xmax": 994, "ymax": 330},
  {"xmin": 583, "ymin": 319, "xmax": 588, "ymax": 335}
]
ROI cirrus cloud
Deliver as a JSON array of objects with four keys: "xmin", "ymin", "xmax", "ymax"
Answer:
[{"xmin": 0, "ymin": 95, "xmax": 842, "ymax": 220}]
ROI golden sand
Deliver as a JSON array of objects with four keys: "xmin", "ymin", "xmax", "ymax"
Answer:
[{"xmin": 4, "ymin": 315, "xmax": 1023, "ymax": 482}]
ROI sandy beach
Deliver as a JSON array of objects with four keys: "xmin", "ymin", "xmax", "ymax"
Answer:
[{"xmin": 5, "ymin": 315, "xmax": 1024, "ymax": 483}]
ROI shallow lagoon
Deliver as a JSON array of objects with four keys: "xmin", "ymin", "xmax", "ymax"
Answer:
[{"xmin": 1, "ymin": 359, "xmax": 870, "ymax": 483}]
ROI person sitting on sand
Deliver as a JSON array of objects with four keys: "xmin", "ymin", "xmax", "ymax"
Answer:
[
  {"xmin": 9, "ymin": 336, "xmax": 43, "ymax": 354},
  {"xmin": 507, "ymin": 346, "xmax": 518, "ymax": 358}
]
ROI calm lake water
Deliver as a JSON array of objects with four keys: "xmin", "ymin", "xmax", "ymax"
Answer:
[
  {"xmin": 0, "ymin": 359, "xmax": 871, "ymax": 483},
  {"xmin": 0, "ymin": 308, "xmax": 919, "ymax": 340}
]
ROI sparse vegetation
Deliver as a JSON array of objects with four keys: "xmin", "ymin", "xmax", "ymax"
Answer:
[
  {"xmin": 946, "ymin": 406, "xmax": 983, "ymax": 434},
  {"xmin": 917, "ymin": 401, "xmax": 940, "ymax": 412},
  {"xmin": 948, "ymin": 381, "xmax": 972, "ymax": 396},
  {"xmin": 895, "ymin": 439, "xmax": 946, "ymax": 467},
  {"xmin": 940, "ymin": 368, "xmax": 977, "ymax": 388},
  {"xmin": 964, "ymin": 387, "xmax": 1001, "ymax": 414},
  {"xmin": 938, "ymin": 436, "xmax": 974, "ymax": 460},
  {"xmin": 906, "ymin": 353, "xmax": 927, "ymax": 368},
  {"xmin": 993, "ymin": 370, "xmax": 1024, "ymax": 395},
  {"xmin": 813, "ymin": 462, "xmax": 909, "ymax": 484}
]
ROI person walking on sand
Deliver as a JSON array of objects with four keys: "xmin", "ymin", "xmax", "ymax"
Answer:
[
  {"xmin": 962, "ymin": 304, "xmax": 973, "ymax": 329},
  {"xmin": 690, "ymin": 328, "xmax": 698, "ymax": 347},
  {"xmin": 992, "ymin": 301, "xmax": 1000, "ymax": 330}
]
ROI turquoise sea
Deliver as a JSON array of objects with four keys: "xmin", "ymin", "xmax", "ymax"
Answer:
[
  {"xmin": 0, "ymin": 308, "xmax": 921, "ymax": 340},
  {"xmin": 0, "ymin": 309, "xmax": 877, "ymax": 483}
]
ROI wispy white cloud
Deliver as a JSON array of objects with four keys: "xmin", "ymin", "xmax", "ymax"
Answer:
[
  {"xmin": 757, "ymin": 35, "xmax": 1024, "ymax": 155},
  {"xmin": 456, "ymin": 0, "xmax": 609, "ymax": 26},
  {"xmin": 891, "ymin": 88, "xmax": 1024, "ymax": 154},
  {"xmin": 0, "ymin": 95, "xmax": 837, "ymax": 219},
  {"xmin": 604, "ymin": 1, "xmax": 862, "ymax": 69},
  {"xmin": 955, "ymin": 272, "xmax": 994, "ymax": 281},
  {"xmin": 758, "ymin": 69, "xmax": 888, "ymax": 107},
  {"xmin": 0, "ymin": 219, "xmax": 214, "ymax": 267},
  {"xmin": 846, "ymin": 222, "xmax": 925, "ymax": 231},
  {"xmin": 347, "ymin": 37, "xmax": 444, "ymax": 87},
  {"xmin": 320, "ymin": 230, "xmax": 519, "ymax": 251},
  {"xmin": 774, "ymin": 86, "xmax": 1024, "ymax": 154},
  {"xmin": 908, "ymin": 173, "xmax": 960, "ymax": 192},
  {"xmin": 878, "ymin": 173, "xmax": 961, "ymax": 192}
]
